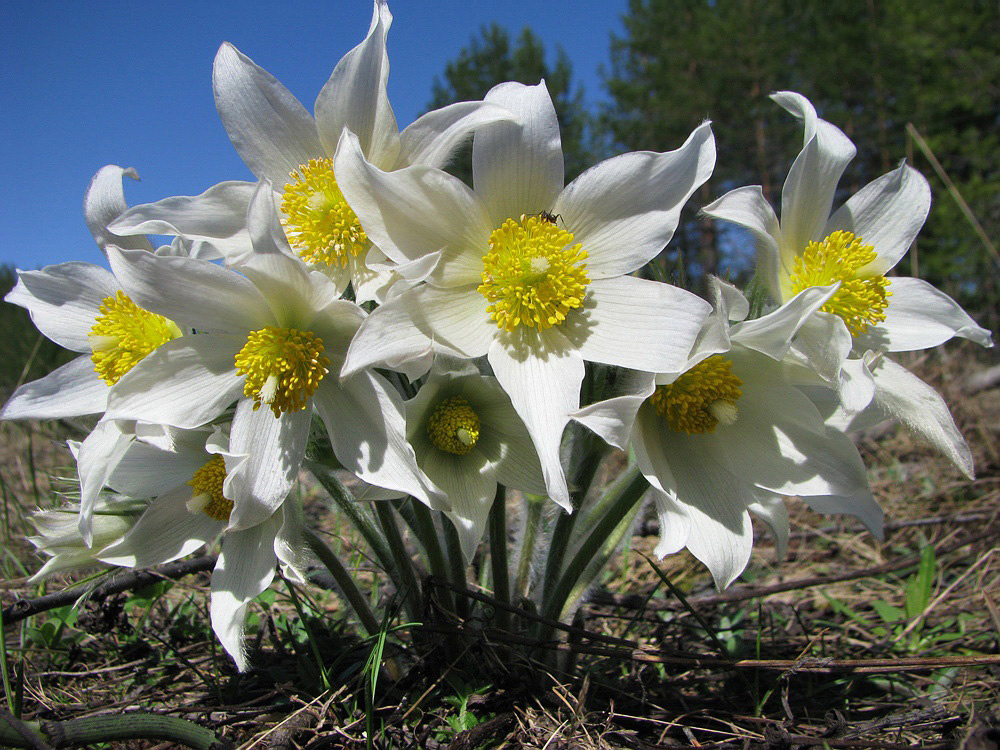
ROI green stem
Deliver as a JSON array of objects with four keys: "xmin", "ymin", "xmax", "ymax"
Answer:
[
  {"xmin": 514, "ymin": 494, "xmax": 545, "ymax": 598},
  {"xmin": 281, "ymin": 576, "xmax": 331, "ymax": 691},
  {"xmin": 0, "ymin": 711, "xmax": 231, "ymax": 749},
  {"xmin": 401, "ymin": 499, "xmax": 454, "ymax": 614},
  {"xmin": 304, "ymin": 530, "xmax": 379, "ymax": 635},
  {"xmin": 540, "ymin": 429, "xmax": 604, "ymax": 610},
  {"xmin": 373, "ymin": 502, "xmax": 422, "ymax": 622},
  {"xmin": 306, "ymin": 460, "xmax": 397, "ymax": 580},
  {"xmin": 487, "ymin": 485, "xmax": 511, "ymax": 631},
  {"xmin": 0, "ymin": 608, "xmax": 13, "ymax": 715},
  {"xmin": 442, "ymin": 520, "xmax": 470, "ymax": 620},
  {"xmin": 539, "ymin": 466, "xmax": 647, "ymax": 636}
]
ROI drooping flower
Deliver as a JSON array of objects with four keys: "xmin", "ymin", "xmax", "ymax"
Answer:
[
  {"xmin": 404, "ymin": 357, "xmax": 545, "ymax": 562},
  {"xmin": 58, "ymin": 421, "xmax": 305, "ymax": 671},
  {"xmin": 1, "ymin": 167, "xmax": 185, "ymax": 421},
  {"xmin": 702, "ymin": 91, "xmax": 992, "ymax": 474},
  {"xmin": 103, "ymin": 184, "xmax": 443, "ymax": 528},
  {"xmin": 109, "ymin": 0, "xmax": 514, "ymax": 302},
  {"xmin": 334, "ymin": 81, "xmax": 716, "ymax": 509},
  {"xmin": 572, "ymin": 279, "xmax": 882, "ymax": 587}
]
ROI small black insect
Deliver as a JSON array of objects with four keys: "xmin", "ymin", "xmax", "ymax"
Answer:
[{"xmin": 535, "ymin": 210, "xmax": 563, "ymax": 224}]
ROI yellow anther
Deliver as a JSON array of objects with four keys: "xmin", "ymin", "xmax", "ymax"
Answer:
[
  {"xmin": 478, "ymin": 215, "xmax": 590, "ymax": 332},
  {"xmin": 427, "ymin": 396, "xmax": 481, "ymax": 455},
  {"xmin": 280, "ymin": 157, "xmax": 368, "ymax": 267},
  {"xmin": 650, "ymin": 355, "xmax": 743, "ymax": 434},
  {"xmin": 89, "ymin": 291, "xmax": 182, "ymax": 385},
  {"xmin": 234, "ymin": 326, "xmax": 329, "ymax": 417},
  {"xmin": 789, "ymin": 230, "xmax": 891, "ymax": 336},
  {"xmin": 186, "ymin": 455, "xmax": 233, "ymax": 522}
]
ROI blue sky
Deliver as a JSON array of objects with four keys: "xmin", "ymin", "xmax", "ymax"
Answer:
[{"xmin": 1, "ymin": 1, "xmax": 628, "ymax": 271}]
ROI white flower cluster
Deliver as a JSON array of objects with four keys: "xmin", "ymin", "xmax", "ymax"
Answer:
[{"xmin": 4, "ymin": 1, "xmax": 991, "ymax": 671}]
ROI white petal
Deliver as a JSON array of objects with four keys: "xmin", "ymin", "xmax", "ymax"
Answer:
[
  {"xmin": 98, "ymin": 486, "xmax": 221, "ymax": 567},
  {"xmin": 418, "ymin": 446, "xmax": 495, "ymax": 564},
  {"xmin": 475, "ymin": 81, "xmax": 563, "ymax": 226},
  {"xmin": 106, "ymin": 336, "xmax": 245, "ymax": 428},
  {"xmin": 787, "ymin": 314, "xmax": 853, "ymax": 388},
  {"xmin": 399, "ymin": 100, "xmax": 518, "ymax": 170},
  {"xmin": 858, "ymin": 277, "xmax": 994, "ymax": 352},
  {"xmin": 211, "ymin": 518, "xmax": 281, "ymax": 671},
  {"xmin": 572, "ymin": 276, "xmax": 710, "ymax": 372},
  {"xmin": 650, "ymin": 488, "xmax": 690, "ymax": 557},
  {"xmin": 708, "ymin": 276, "xmax": 751, "ymax": 323},
  {"xmin": 668, "ymin": 443, "xmax": 755, "ymax": 589},
  {"xmin": 84, "ymin": 166, "xmax": 154, "ymax": 254},
  {"xmin": 335, "ymin": 129, "xmax": 491, "ymax": 282},
  {"xmin": 770, "ymin": 92, "xmax": 820, "ymax": 145},
  {"xmin": 273, "ymin": 503, "xmax": 309, "ymax": 582},
  {"xmin": 76, "ymin": 419, "xmax": 134, "ymax": 544},
  {"xmin": 869, "ymin": 356, "xmax": 975, "ymax": 478},
  {"xmin": 702, "ymin": 186, "xmax": 782, "ymax": 298},
  {"xmin": 801, "ymin": 489, "xmax": 885, "ymax": 539},
  {"xmin": 779, "ymin": 113, "xmax": 856, "ymax": 279},
  {"xmin": 109, "ymin": 438, "xmax": 207, "ymax": 498},
  {"xmin": 733, "ymin": 283, "xmax": 839, "ymax": 360},
  {"xmin": 5, "ymin": 263, "xmax": 119, "ymax": 351},
  {"xmin": 837, "ymin": 355, "xmax": 878, "ymax": 414},
  {"xmin": 488, "ymin": 334, "xmax": 583, "ymax": 510},
  {"xmin": 555, "ymin": 122, "xmax": 715, "ymax": 277},
  {"xmin": 225, "ymin": 400, "xmax": 309, "ymax": 531},
  {"xmin": 108, "ymin": 181, "xmax": 255, "ymax": 262},
  {"xmin": 108, "ymin": 247, "xmax": 271, "ymax": 334},
  {"xmin": 825, "ymin": 163, "xmax": 930, "ymax": 274},
  {"xmin": 314, "ymin": 0, "xmax": 399, "ymax": 166},
  {"xmin": 570, "ymin": 371, "xmax": 655, "ymax": 451},
  {"xmin": 0, "ymin": 355, "xmax": 108, "ymax": 419},
  {"xmin": 314, "ymin": 370, "xmax": 446, "ymax": 510},
  {"xmin": 213, "ymin": 42, "xmax": 323, "ymax": 186},
  {"xmin": 748, "ymin": 493, "xmax": 790, "ymax": 559},
  {"xmin": 342, "ymin": 285, "xmax": 493, "ymax": 376}
]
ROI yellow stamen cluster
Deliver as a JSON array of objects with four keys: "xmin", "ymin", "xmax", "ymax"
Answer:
[
  {"xmin": 426, "ymin": 396, "xmax": 481, "ymax": 455},
  {"xmin": 478, "ymin": 215, "xmax": 590, "ymax": 332},
  {"xmin": 186, "ymin": 455, "xmax": 233, "ymax": 522},
  {"xmin": 280, "ymin": 157, "xmax": 368, "ymax": 267},
  {"xmin": 89, "ymin": 291, "xmax": 182, "ymax": 386},
  {"xmin": 650, "ymin": 355, "xmax": 743, "ymax": 435},
  {"xmin": 789, "ymin": 230, "xmax": 891, "ymax": 336},
  {"xmin": 234, "ymin": 326, "xmax": 329, "ymax": 417}
]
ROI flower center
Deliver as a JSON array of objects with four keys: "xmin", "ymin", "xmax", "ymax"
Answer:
[
  {"xmin": 650, "ymin": 355, "xmax": 743, "ymax": 435},
  {"xmin": 186, "ymin": 455, "xmax": 233, "ymax": 522},
  {"xmin": 280, "ymin": 157, "xmax": 368, "ymax": 268},
  {"xmin": 89, "ymin": 291, "xmax": 182, "ymax": 386},
  {"xmin": 478, "ymin": 215, "xmax": 590, "ymax": 332},
  {"xmin": 234, "ymin": 326, "xmax": 330, "ymax": 417},
  {"xmin": 789, "ymin": 230, "xmax": 892, "ymax": 336},
  {"xmin": 427, "ymin": 396, "xmax": 481, "ymax": 455}
]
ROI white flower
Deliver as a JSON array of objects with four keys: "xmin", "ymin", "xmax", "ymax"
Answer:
[
  {"xmin": 108, "ymin": 0, "xmax": 513, "ymax": 302},
  {"xmin": 103, "ymin": 184, "xmax": 443, "ymax": 527},
  {"xmin": 404, "ymin": 357, "xmax": 544, "ymax": 562},
  {"xmin": 572, "ymin": 279, "xmax": 882, "ymax": 588},
  {"xmin": 334, "ymin": 81, "xmax": 716, "ymax": 509},
  {"xmin": 702, "ymin": 91, "xmax": 992, "ymax": 474},
  {"xmin": 64, "ymin": 422, "xmax": 303, "ymax": 671},
  {"xmin": 1, "ymin": 167, "xmax": 184, "ymax": 420}
]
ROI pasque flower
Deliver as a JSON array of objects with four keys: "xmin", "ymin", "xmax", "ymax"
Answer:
[
  {"xmin": 109, "ymin": 0, "xmax": 513, "ymax": 302},
  {"xmin": 54, "ymin": 421, "xmax": 306, "ymax": 671},
  {"xmin": 103, "ymin": 185, "xmax": 443, "ymax": 529},
  {"xmin": 334, "ymin": 81, "xmax": 716, "ymax": 508},
  {"xmin": 573, "ymin": 279, "xmax": 882, "ymax": 587},
  {"xmin": 702, "ymin": 92, "xmax": 992, "ymax": 475},
  {"xmin": 2, "ymin": 166, "xmax": 185, "ymax": 421},
  {"xmin": 404, "ymin": 357, "xmax": 545, "ymax": 562}
]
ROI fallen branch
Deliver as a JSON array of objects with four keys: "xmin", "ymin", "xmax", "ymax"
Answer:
[
  {"xmin": 1, "ymin": 556, "xmax": 216, "ymax": 626},
  {"xmin": 591, "ymin": 525, "xmax": 997, "ymax": 611}
]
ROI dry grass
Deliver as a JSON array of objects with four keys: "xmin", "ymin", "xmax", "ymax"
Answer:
[{"xmin": 1, "ymin": 342, "xmax": 998, "ymax": 749}]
